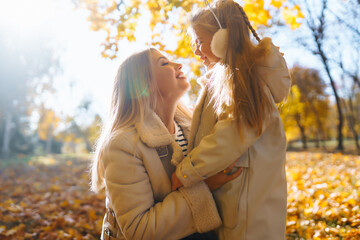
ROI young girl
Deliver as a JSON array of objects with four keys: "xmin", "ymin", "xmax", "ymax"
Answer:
[
  {"xmin": 172, "ymin": 0, "xmax": 291, "ymax": 239},
  {"xmin": 91, "ymin": 48, "xmax": 241, "ymax": 239}
]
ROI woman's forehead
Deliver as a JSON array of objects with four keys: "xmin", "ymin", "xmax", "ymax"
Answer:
[{"xmin": 151, "ymin": 50, "xmax": 169, "ymax": 61}]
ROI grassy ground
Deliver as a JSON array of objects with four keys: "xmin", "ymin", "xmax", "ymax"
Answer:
[
  {"xmin": 288, "ymin": 139, "xmax": 360, "ymax": 155},
  {"xmin": 0, "ymin": 152, "xmax": 359, "ymax": 239}
]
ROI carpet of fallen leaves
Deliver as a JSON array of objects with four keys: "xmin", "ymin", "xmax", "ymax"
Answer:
[
  {"xmin": 0, "ymin": 152, "xmax": 359, "ymax": 239},
  {"xmin": 286, "ymin": 152, "xmax": 360, "ymax": 240},
  {"xmin": 0, "ymin": 155, "xmax": 105, "ymax": 239}
]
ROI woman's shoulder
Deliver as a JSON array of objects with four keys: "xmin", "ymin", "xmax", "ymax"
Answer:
[{"xmin": 104, "ymin": 127, "xmax": 140, "ymax": 154}]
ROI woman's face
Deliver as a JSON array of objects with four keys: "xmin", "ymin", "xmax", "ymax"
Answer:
[
  {"xmin": 192, "ymin": 27, "xmax": 220, "ymax": 71},
  {"xmin": 151, "ymin": 50, "xmax": 190, "ymax": 101}
]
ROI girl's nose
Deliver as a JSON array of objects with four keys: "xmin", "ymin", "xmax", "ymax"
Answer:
[{"xmin": 194, "ymin": 45, "xmax": 201, "ymax": 56}]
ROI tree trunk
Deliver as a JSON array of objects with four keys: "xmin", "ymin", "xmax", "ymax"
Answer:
[
  {"xmin": 309, "ymin": 102, "xmax": 327, "ymax": 150},
  {"xmin": 346, "ymin": 96, "xmax": 360, "ymax": 153},
  {"xmin": 316, "ymin": 43, "xmax": 344, "ymax": 152},
  {"xmin": 45, "ymin": 124, "xmax": 53, "ymax": 154},
  {"xmin": 315, "ymin": 133, "xmax": 320, "ymax": 148},
  {"xmin": 1, "ymin": 113, "xmax": 12, "ymax": 158},
  {"xmin": 295, "ymin": 115, "xmax": 307, "ymax": 149},
  {"xmin": 305, "ymin": 0, "xmax": 344, "ymax": 151}
]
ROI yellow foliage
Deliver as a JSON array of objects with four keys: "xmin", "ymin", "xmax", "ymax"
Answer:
[
  {"xmin": 79, "ymin": 0, "xmax": 304, "ymax": 63},
  {"xmin": 282, "ymin": 6, "xmax": 304, "ymax": 30},
  {"xmin": 243, "ymin": 0, "xmax": 271, "ymax": 27},
  {"xmin": 286, "ymin": 152, "xmax": 360, "ymax": 239},
  {"xmin": 38, "ymin": 109, "xmax": 61, "ymax": 141},
  {"xmin": 271, "ymin": 0, "xmax": 285, "ymax": 9}
]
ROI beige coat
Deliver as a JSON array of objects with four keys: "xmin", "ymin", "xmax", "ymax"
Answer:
[
  {"xmin": 101, "ymin": 110, "xmax": 222, "ymax": 240},
  {"xmin": 175, "ymin": 40, "xmax": 290, "ymax": 240}
]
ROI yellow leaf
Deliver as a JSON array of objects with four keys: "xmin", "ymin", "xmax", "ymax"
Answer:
[
  {"xmin": 88, "ymin": 209, "xmax": 97, "ymax": 220},
  {"xmin": 271, "ymin": 0, "xmax": 283, "ymax": 9}
]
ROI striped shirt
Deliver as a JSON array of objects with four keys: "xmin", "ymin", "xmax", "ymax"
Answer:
[{"xmin": 173, "ymin": 121, "xmax": 188, "ymax": 157}]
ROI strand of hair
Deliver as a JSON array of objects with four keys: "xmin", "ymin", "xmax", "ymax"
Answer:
[{"xmin": 236, "ymin": 3, "xmax": 261, "ymax": 42}]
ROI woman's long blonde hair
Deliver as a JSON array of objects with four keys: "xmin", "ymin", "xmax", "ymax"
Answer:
[
  {"xmin": 190, "ymin": 0, "xmax": 273, "ymax": 136},
  {"xmin": 91, "ymin": 48, "xmax": 191, "ymax": 192}
]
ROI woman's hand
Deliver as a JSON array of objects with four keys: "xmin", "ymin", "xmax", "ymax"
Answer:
[{"xmin": 205, "ymin": 160, "xmax": 242, "ymax": 191}]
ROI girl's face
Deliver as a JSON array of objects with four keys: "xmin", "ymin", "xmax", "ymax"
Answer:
[
  {"xmin": 192, "ymin": 27, "xmax": 220, "ymax": 71},
  {"xmin": 151, "ymin": 50, "xmax": 190, "ymax": 101}
]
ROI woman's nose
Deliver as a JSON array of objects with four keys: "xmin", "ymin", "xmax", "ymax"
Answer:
[{"xmin": 175, "ymin": 63, "xmax": 182, "ymax": 70}]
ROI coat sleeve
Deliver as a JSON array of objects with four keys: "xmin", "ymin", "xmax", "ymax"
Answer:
[
  {"xmin": 175, "ymin": 102, "xmax": 277, "ymax": 187},
  {"xmin": 103, "ymin": 136, "xmax": 221, "ymax": 240}
]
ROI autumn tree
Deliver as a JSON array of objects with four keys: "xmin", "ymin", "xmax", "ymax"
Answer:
[
  {"xmin": 290, "ymin": 66, "xmax": 329, "ymax": 149},
  {"xmin": 281, "ymin": 85, "xmax": 310, "ymax": 149},
  {"xmin": 75, "ymin": 0, "xmax": 304, "ymax": 99},
  {"xmin": 289, "ymin": 0, "xmax": 360, "ymax": 152},
  {"xmin": 280, "ymin": 66, "xmax": 330, "ymax": 149},
  {"xmin": 332, "ymin": 0, "xmax": 360, "ymax": 153},
  {"xmin": 0, "ymin": 26, "xmax": 60, "ymax": 158},
  {"xmin": 76, "ymin": 0, "xmax": 302, "ymax": 57},
  {"xmin": 56, "ymin": 99, "xmax": 102, "ymax": 154},
  {"xmin": 37, "ymin": 106, "xmax": 61, "ymax": 154}
]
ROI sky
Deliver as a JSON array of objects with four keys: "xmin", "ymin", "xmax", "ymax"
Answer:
[
  {"xmin": 1, "ymin": 0, "xmax": 143, "ymax": 123},
  {"xmin": 0, "ymin": 0, "xmax": 324, "ymax": 125}
]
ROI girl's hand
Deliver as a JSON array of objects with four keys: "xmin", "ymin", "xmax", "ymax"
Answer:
[
  {"xmin": 276, "ymin": 46, "xmax": 285, "ymax": 56},
  {"xmin": 171, "ymin": 160, "xmax": 243, "ymax": 191},
  {"xmin": 171, "ymin": 172, "xmax": 183, "ymax": 191},
  {"xmin": 205, "ymin": 160, "xmax": 243, "ymax": 191}
]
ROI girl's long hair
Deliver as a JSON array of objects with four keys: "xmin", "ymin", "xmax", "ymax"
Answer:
[
  {"xmin": 190, "ymin": 0, "xmax": 273, "ymax": 137},
  {"xmin": 90, "ymin": 48, "xmax": 191, "ymax": 192}
]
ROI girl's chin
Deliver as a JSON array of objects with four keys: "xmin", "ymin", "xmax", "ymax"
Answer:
[
  {"xmin": 205, "ymin": 64, "xmax": 214, "ymax": 71},
  {"xmin": 203, "ymin": 61, "xmax": 217, "ymax": 71}
]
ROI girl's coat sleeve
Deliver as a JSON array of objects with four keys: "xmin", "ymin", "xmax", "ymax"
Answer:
[{"xmin": 175, "ymin": 114, "xmax": 272, "ymax": 187}]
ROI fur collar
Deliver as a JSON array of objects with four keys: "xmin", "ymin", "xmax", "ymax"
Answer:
[
  {"xmin": 197, "ymin": 68, "xmax": 214, "ymax": 87},
  {"xmin": 135, "ymin": 109, "xmax": 191, "ymax": 166}
]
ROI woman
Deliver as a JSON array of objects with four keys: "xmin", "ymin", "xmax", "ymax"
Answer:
[{"xmin": 91, "ymin": 48, "xmax": 241, "ymax": 240}]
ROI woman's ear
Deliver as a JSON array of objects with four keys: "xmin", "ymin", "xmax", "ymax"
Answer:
[{"xmin": 210, "ymin": 29, "xmax": 228, "ymax": 59}]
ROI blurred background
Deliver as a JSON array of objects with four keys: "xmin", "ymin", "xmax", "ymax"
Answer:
[{"xmin": 0, "ymin": 0, "xmax": 359, "ymax": 239}]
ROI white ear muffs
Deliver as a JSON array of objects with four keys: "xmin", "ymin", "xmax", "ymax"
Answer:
[
  {"xmin": 204, "ymin": 0, "xmax": 228, "ymax": 59},
  {"xmin": 211, "ymin": 28, "xmax": 228, "ymax": 59}
]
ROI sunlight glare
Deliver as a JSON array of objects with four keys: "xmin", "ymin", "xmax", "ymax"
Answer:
[{"xmin": 0, "ymin": 0, "xmax": 54, "ymax": 36}]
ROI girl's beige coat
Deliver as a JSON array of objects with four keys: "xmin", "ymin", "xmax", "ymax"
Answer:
[
  {"xmin": 101, "ymin": 111, "xmax": 221, "ymax": 240},
  {"xmin": 175, "ymin": 41, "xmax": 290, "ymax": 240}
]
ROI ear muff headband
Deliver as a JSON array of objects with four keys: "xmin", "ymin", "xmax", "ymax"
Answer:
[
  {"xmin": 204, "ymin": 0, "xmax": 228, "ymax": 59},
  {"xmin": 204, "ymin": 0, "xmax": 223, "ymax": 29}
]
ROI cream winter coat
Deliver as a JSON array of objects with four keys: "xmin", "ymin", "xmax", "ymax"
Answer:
[
  {"xmin": 101, "ymin": 110, "xmax": 222, "ymax": 240},
  {"xmin": 175, "ymin": 40, "xmax": 291, "ymax": 240}
]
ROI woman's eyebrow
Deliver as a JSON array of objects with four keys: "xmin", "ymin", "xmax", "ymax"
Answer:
[{"xmin": 157, "ymin": 56, "xmax": 168, "ymax": 62}]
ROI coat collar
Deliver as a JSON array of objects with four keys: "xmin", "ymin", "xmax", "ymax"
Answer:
[{"xmin": 135, "ymin": 109, "xmax": 191, "ymax": 166}]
